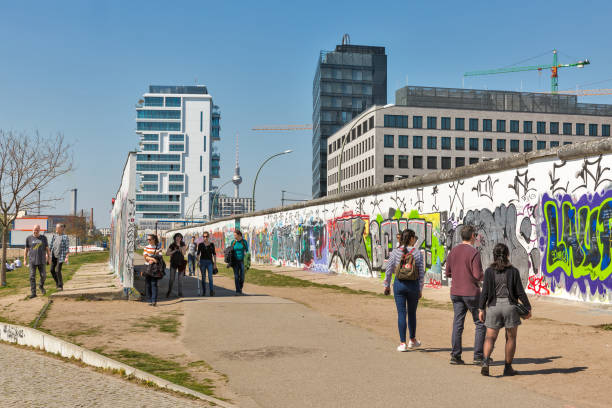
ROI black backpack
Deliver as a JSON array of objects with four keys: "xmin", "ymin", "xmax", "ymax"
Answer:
[
  {"xmin": 223, "ymin": 242, "xmax": 235, "ymax": 267},
  {"xmin": 146, "ymin": 255, "xmax": 166, "ymax": 278}
]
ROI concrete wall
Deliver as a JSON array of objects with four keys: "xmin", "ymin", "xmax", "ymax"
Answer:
[
  {"xmin": 110, "ymin": 152, "xmax": 136, "ymax": 290},
  {"xmin": 168, "ymin": 139, "xmax": 612, "ymax": 303}
]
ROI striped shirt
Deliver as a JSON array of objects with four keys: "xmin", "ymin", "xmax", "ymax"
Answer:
[
  {"xmin": 50, "ymin": 234, "xmax": 70, "ymax": 263},
  {"xmin": 384, "ymin": 246, "xmax": 425, "ymax": 291},
  {"xmin": 143, "ymin": 244, "xmax": 158, "ymax": 264}
]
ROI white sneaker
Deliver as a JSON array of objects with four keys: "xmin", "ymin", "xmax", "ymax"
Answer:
[
  {"xmin": 397, "ymin": 343, "xmax": 408, "ymax": 352},
  {"xmin": 408, "ymin": 339, "xmax": 421, "ymax": 349}
]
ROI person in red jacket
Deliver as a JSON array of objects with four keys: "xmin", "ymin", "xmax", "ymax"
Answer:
[{"xmin": 445, "ymin": 225, "xmax": 485, "ymax": 365}]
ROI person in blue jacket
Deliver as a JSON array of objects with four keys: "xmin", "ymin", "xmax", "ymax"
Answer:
[{"xmin": 231, "ymin": 230, "xmax": 249, "ymax": 295}]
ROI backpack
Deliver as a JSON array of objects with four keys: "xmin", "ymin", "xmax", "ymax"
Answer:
[
  {"xmin": 223, "ymin": 242, "xmax": 235, "ymax": 267},
  {"xmin": 146, "ymin": 255, "xmax": 166, "ymax": 278},
  {"xmin": 395, "ymin": 247, "xmax": 418, "ymax": 281}
]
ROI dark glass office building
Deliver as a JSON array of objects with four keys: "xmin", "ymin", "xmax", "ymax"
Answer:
[{"xmin": 312, "ymin": 42, "xmax": 387, "ymax": 198}]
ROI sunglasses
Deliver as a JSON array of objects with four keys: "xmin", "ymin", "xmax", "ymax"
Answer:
[{"xmin": 203, "ymin": 235, "xmax": 209, "ymax": 238}]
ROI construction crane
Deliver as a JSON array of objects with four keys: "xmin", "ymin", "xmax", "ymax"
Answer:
[
  {"xmin": 252, "ymin": 125, "xmax": 312, "ymax": 131},
  {"xmin": 464, "ymin": 49, "xmax": 590, "ymax": 93}
]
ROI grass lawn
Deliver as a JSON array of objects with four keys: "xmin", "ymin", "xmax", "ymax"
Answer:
[{"xmin": 0, "ymin": 251, "xmax": 110, "ymax": 298}]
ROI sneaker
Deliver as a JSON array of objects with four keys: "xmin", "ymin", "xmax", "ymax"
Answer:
[
  {"xmin": 481, "ymin": 365, "xmax": 490, "ymax": 376},
  {"xmin": 450, "ymin": 356, "xmax": 465, "ymax": 365},
  {"xmin": 408, "ymin": 339, "xmax": 421, "ymax": 349},
  {"xmin": 503, "ymin": 366, "xmax": 519, "ymax": 376},
  {"xmin": 397, "ymin": 343, "xmax": 408, "ymax": 352},
  {"xmin": 28, "ymin": 294, "xmax": 37, "ymax": 299},
  {"xmin": 474, "ymin": 357, "xmax": 492, "ymax": 366},
  {"xmin": 152, "ymin": 302, "xmax": 157, "ymax": 307}
]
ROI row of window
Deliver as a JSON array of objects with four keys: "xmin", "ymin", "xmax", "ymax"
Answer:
[
  {"xmin": 328, "ymin": 116, "xmax": 375, "ymax": 156},
  {"xmin": 336, "ymin": 175, "xmax": 376, "ymax": 193},
  {"xmin": 383, "ymin": 155, "xmax": 479, "ymax": 170},
  {"xmin": 384, "ymin": 134, "xmax": 569, "ymax": 152},
  {"xmin": 137, "ymin": 122, "xmax": 181, "ymax": 131},
  {"xmin": 143, "ymin": 144, "xmax": 158, "ymax": 151},
  {"xmin": 320, "ymin": 82, "xmax": 373, "ymax": 96},
  {"xmin": 320, "ymin": 96, "xmax": 370, "ymax": 110},
  {"xmin": 136, "ymin": 163, "xmax": 180, "ymax": 172},
  {"xmin": 141, "ymin": 184, "xmax": 158, "ymax": 191},
  {"xmin": 169, "ymin": 184, "xmax": 184, "ymax": 192},
  {"xmin": 328, "ymin": 155, "xmax": 375, "ymax": 186},
  {"xmin": 329, "ymin": 135, "xmax": 375, "ymax": 170},
  {"xmin": 168, "ymin": 174, "xmax": 184, "ymax": 181},
  {"xmin": 143, "ymin": 96, "xmax": 181, "ymax": 107},
  {"xmin": 136, "ymin": 204, "xmax": 180, "ymax": 212},
  {"xmin": 383, "ymin": 114, "xmax": 610, "ymax": 136},
  {"xmin": 136, "ymin": 154, "xmax": 181, "ymax": 162},
  {"xmin": 169, "ymin": 144, "xmax": 184, "ymax": 151},
  {"xmin": 136, "ymin": 194, "xmax": 181, "ymax": 202},
  {"xmin": 137, "ymin": 110, "xmax": 181, "ymax": 119},
  {"xmin": 320, "ymin": 68, "xmax": 374, "ymax": 81},
  {"xmin": 141, "ymin": 213, "xmax": 181, "ymax": 219}
]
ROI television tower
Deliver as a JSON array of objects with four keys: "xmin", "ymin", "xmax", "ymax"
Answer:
[{"xmin": 232, "ymin": 133, "xmax": 242, "ymax": 198}]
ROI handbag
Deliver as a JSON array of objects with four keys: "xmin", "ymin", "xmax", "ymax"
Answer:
[
  {"xmin": 515, "ymin": 302, "xmax": 530, "ymax": 318},
  {"xmin": 213, "ymin": 266, "xmax": 218, "ymax": 275}
]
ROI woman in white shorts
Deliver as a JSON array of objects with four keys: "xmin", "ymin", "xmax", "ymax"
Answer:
[{"xmin": 478, "ymin": 243, "xmax": 532, "ymax": 377}]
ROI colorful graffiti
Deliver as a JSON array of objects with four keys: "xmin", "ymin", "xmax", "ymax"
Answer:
[
  {"xmin": 541, "ymin": 191, "xmax": 612, "ymax": 296},
  {"xmin": 166, "ymin": 147, "xmax": 612, "ymax": 303}
]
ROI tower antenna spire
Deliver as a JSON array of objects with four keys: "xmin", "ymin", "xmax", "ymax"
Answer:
[{"xmin": 232, "ymin": 132, "xmax": 242, "ymax": 198}]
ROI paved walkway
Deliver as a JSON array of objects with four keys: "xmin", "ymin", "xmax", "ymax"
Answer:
[
  {"xmin": 0, "ymin": 342, "xmax": 209, "ymax": 407},
  {"xmin": 51, "ymin": 262, "xmax": 124, "ymax": 300},
  {"xmin": 254, "ymin": 263, "xmax": 612, "ymax": 326},
  {"xmin": 179, "ymin": 275, "xmax": 561, "ymax": 408}
]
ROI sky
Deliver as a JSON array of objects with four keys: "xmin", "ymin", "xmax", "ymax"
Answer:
[{"xmin": 1, "ymin": 0, "xmax": 612, "ymax": 227}]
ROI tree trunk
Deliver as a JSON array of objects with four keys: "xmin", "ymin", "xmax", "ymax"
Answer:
[{"xmin": 1, "ymin": 229, "xmax": 8, "ymax": 286}]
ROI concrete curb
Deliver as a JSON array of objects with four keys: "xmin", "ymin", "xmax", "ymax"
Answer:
[{"xmin": 0, "ymin": 322, "xmax": 237, "ymax": 408}]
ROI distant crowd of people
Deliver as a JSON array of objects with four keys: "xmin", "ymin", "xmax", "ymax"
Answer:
[
  {"xmin": 141, "ymin": 229, "xmax": 249, "ymax": 306},
  {"xmin": 384, "ymin": 225, "xmax": 532, "ymax": 377}
]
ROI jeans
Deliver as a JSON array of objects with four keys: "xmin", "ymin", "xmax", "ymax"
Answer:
[
  {"xmin": 199, "ymin": 259, "xmax": 214, "ymax": 295},
  {"xmin": 29, "ymin": 264, "xmax": 46, "ymax": 295},
  {"xmin": 451, "ymin": 294, "xmax": 486, "ymax": 360},
  {"xmin": 188, "ymin": 254, "xmax": 196, "ymax": 276},
  {"xmin": 167, "ymin": 266, "xmax": 184, "ymax": 297},
  {"xmin": 232, "ymin": 260, "xmax": 245, "ymax": 293},
  {"xmin": 145, "ymin": 275, "xmax": 159, "ymax": 304},
  {"xmin": 393, "ymin": 279, "xmax": 420, "ymax": 343},
  {"xmin": 50, "ymin": 255, "xmax": 64, "ymax": 288}
]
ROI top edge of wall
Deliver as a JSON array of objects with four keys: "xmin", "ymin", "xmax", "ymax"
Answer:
[{"xmin": 171, "ymin": 138, "xmax": 612, "ymax": 233}]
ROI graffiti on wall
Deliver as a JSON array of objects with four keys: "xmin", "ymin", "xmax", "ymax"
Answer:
[
  {"xmin": 167, "ymin": 150, "xmax": 612, "ymax": 303},
  {"xmin": 541, "ymin": 191, "xmax": 612, "ymax": 296}
]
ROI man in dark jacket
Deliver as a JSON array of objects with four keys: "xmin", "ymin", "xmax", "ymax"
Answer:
[{"xmin": 445, "ymin": 225, "xmax": 485, "ymax": 365}]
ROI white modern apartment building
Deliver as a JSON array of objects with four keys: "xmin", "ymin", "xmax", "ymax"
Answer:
[
  {"xmin": 135, "ymin": 85, "xmax": 220, "ymax": 228},
  {"xmin": 327, "ymin": 86, "xmax": 612, "ymax": 195}
]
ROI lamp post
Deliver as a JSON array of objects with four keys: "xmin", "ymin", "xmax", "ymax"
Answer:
[
  {"xmin": 336, "ymin": 105, "xmax": 387, "ymax": 195},
  {"xmin": 251, "ymin": 149, "xmax": 293, "ymax": 211},
  {"xmin": 210, "ymin": 179, "xmax": 235, "ymax": 220}
]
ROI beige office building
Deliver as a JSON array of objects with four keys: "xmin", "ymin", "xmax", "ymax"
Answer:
[{"xmin": 326, "ymin": 86, "xmax": 612, "ymax": 195}]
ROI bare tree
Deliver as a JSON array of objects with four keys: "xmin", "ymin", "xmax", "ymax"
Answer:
[{"xmin": 0, "ymin": 131, "xmax": 73, "ymax": 286}]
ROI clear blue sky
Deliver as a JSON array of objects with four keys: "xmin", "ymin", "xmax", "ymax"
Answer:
[{"xmin": 1, "ymin": 0, "xmax": 612, "ymax": 227}]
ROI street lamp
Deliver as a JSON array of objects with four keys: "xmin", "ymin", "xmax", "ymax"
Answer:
[
  {"xmin": 251, "ymin": 149, "xmax": 293, "ymax": 211},
  {"xmin": 336, "ymin": 105, "xmax": 388, "ymax": 195},
  {"xmin": 210, "ymin": 179, "xmax": 235, "ymax": 220}
]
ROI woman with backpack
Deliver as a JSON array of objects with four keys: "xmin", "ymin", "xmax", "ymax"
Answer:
[
  {"xmin": 384, "ymin": 229, "xmax": 425, "ymax": 351},
  {"xmin": 197, "ymin": 231, "xmax": 216, "ymax": 296},
  {"xmin": 231, "ymin": 230, "xmax": 249, "ymax": 295},
  {"xmin": 165, "ymin": 232, "xmax": 187, "ymax": 298},
  {"xmin": 143, "ymin": 234, "xmax": 163, "ymax": 306},
  {"xmin": 479, "ymin": 243, "xmax": 532, "ymax": 377}
]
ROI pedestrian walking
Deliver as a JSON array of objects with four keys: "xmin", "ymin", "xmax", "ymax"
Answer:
[
  {"xmin": 24, "ymin": 225, "xmax": 51, "ymax": 299},
  {"xmin": 187, "ymin": 235, "xmax": 197, "ymax": 277},
  {"xmin": 231, "ymin": 230, "xmax": 249, "ymax": 295},
  {"xmin": 166, "ymin": 233, "xmax": 187, "ymax": 298},
  {"xmin": 197, "ymin": 232, "xmax": 216, "ymax": 296},
  {"xmin": 384, "ymin": 229, "xmax": 425, "ymax": 351},
  {"xmin": 445, "ymin": 225, "xmax": 486, "ymax": 365},
  {"xmin": 479, "ymin": 243, "xmax": 532, "ymax": 377},
  {"xmin": 143, "ymin": 234, "xmax": 163, "ymax": 306},
  {"xmin": 49, "ymin": 223, "xmax": 70, "ymax": 291}
]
